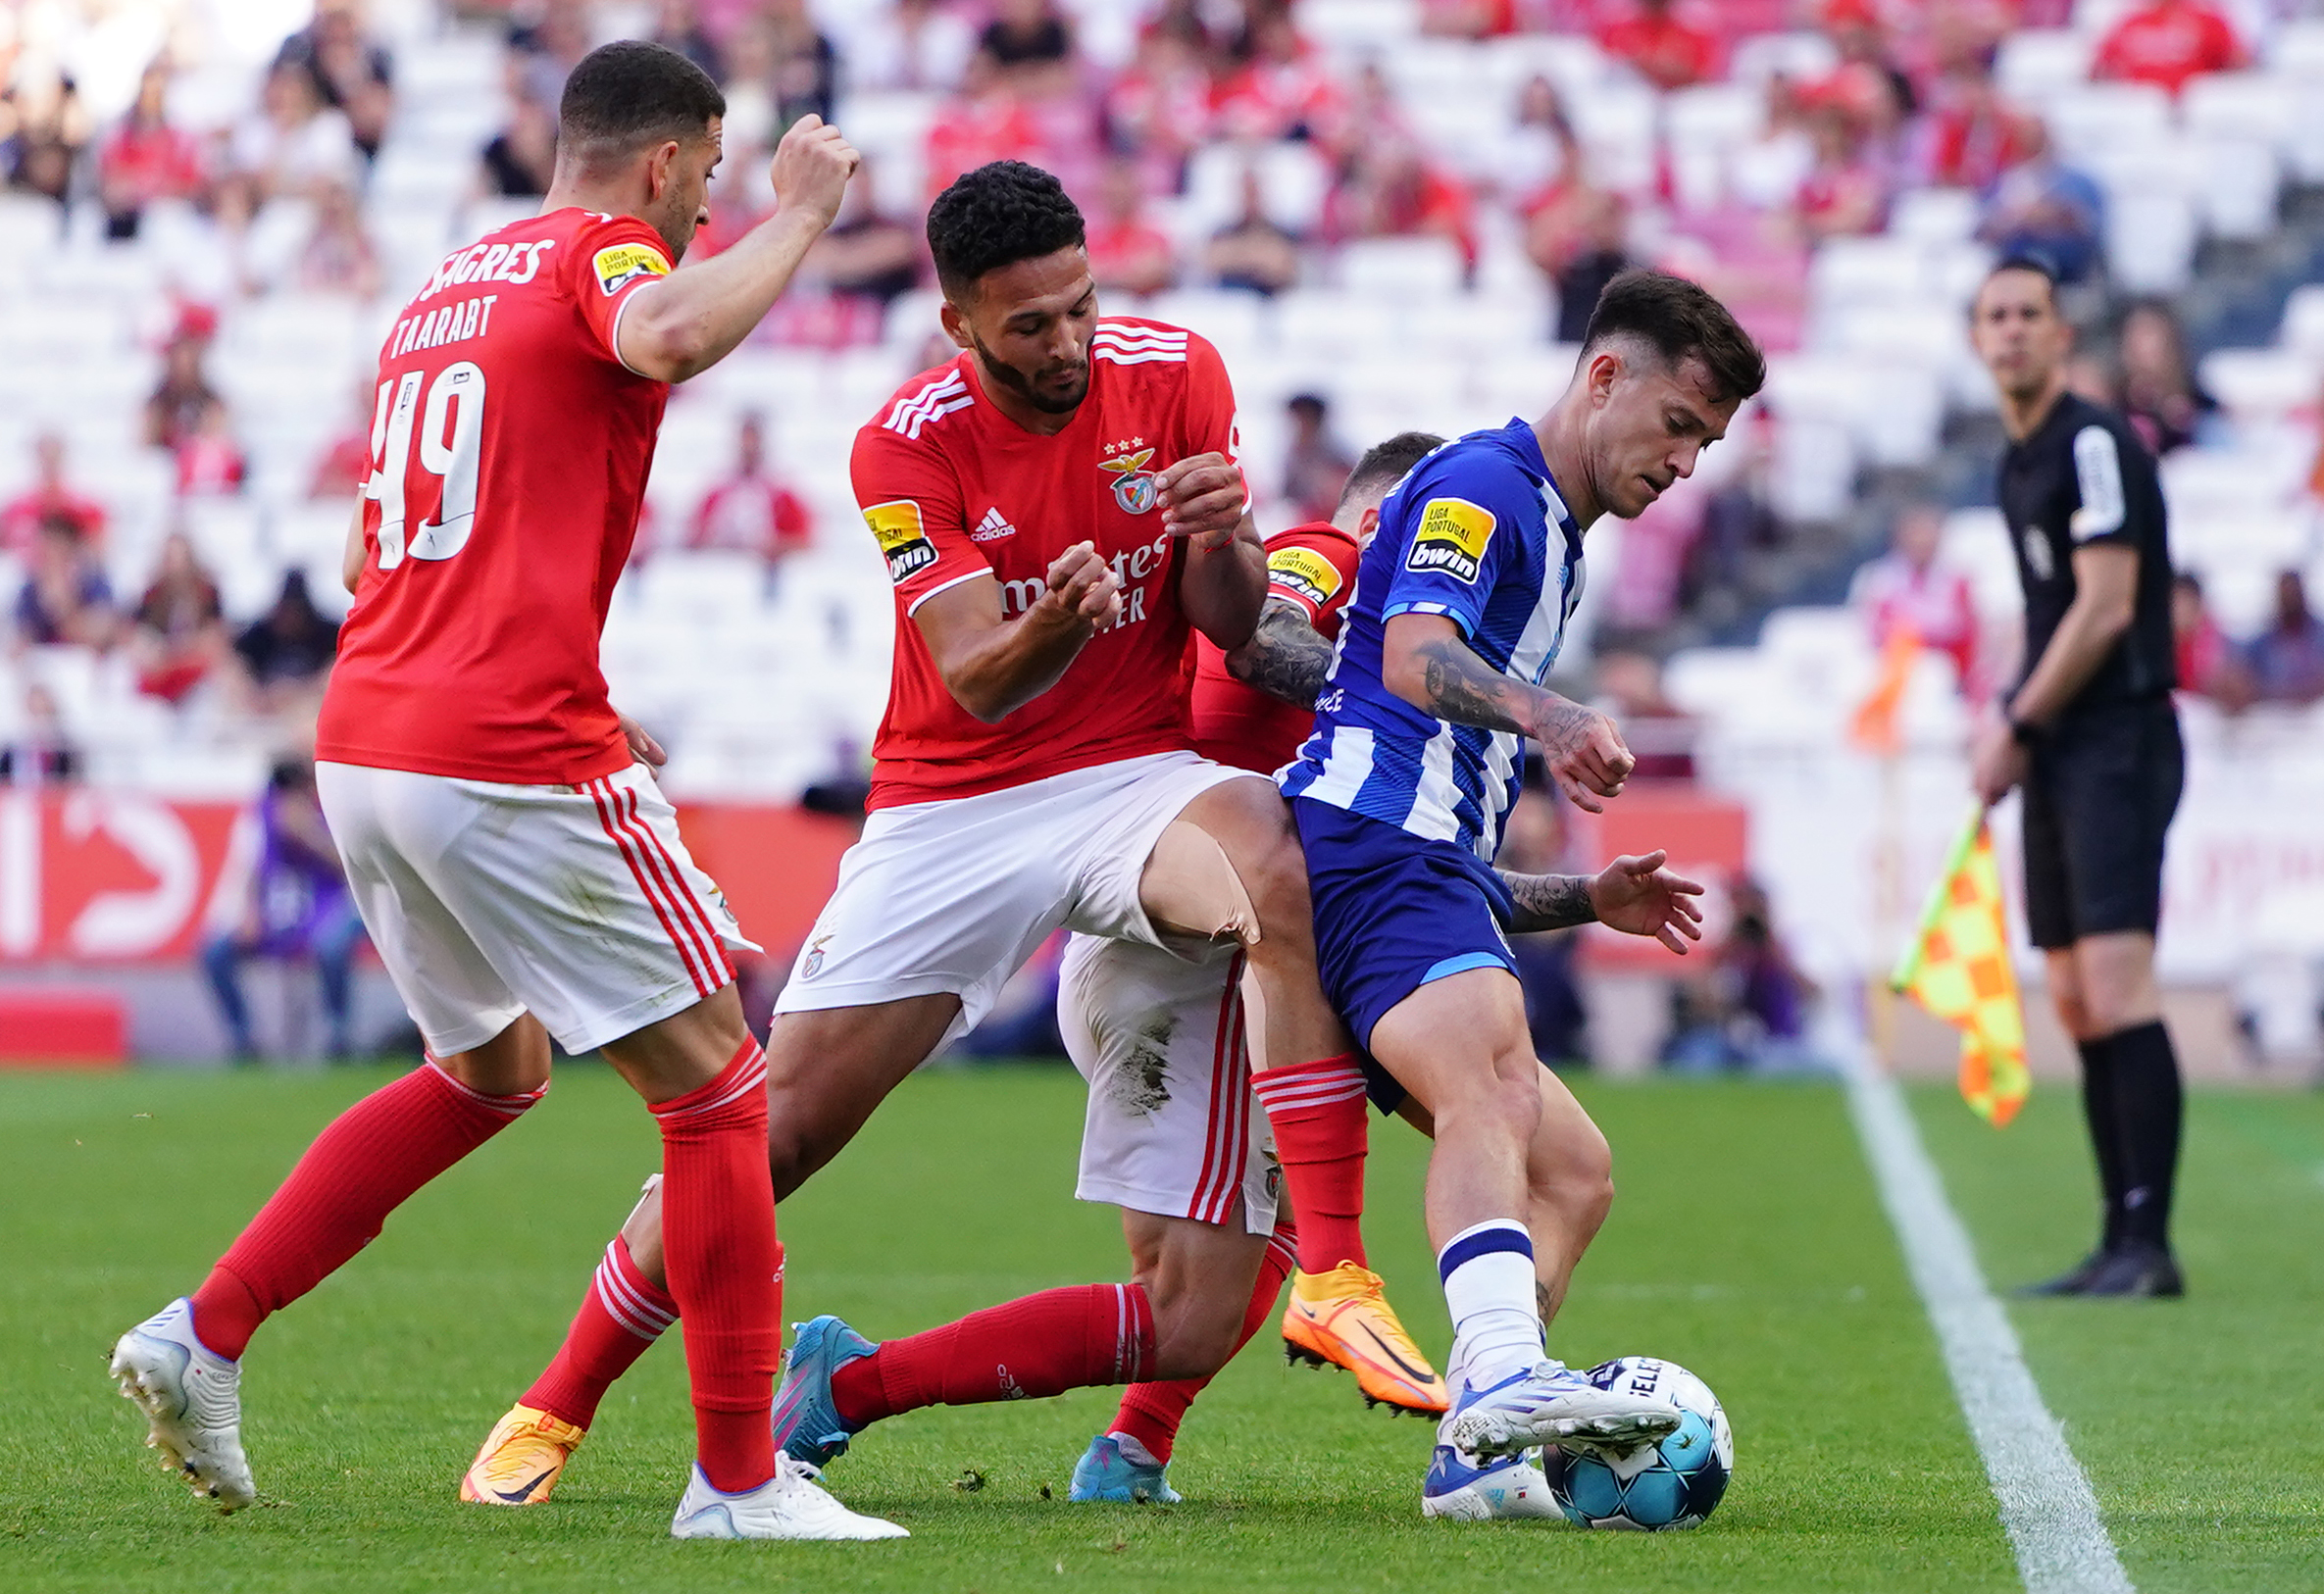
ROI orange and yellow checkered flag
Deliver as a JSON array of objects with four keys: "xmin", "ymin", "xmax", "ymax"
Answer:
[{"xmin": 1890, "ymin": 806, "xmax": 2030, "ymax": 1126}]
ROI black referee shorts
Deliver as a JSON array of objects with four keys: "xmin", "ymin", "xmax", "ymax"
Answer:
[{"xmin": 2021, "ymin": 697, "xmax": 2184, "ymax": 951}]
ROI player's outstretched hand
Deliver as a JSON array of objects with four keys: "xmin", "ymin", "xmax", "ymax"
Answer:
[
  {"xmin": 1040, "ymin": 539, "xmax": 1124, "ymax": 630},
  {"xmin": 1528, "ymin": 696, "xmax": 1636, "ymax": 814},
  {"xmin": 769, "ymin": 115, "xmax": 860, "ymax": 229},
  {"xmin": 618, "ymin": 710, "xmax": 668, "ymax": 768},
  {"xmin": 1589, "ymin": 850, "xmax": 1705, "ymax": 955},
  {"xmin": 1158, "ymin": 452, "xmax": 1245, "ymax": 550}
]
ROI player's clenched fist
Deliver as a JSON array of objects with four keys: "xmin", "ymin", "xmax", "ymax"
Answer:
[
  {"xmin": 1527, "ymin": 697, "xmax": 1635, "ymax": 814},
  {"xmin": 1158, "ymin": 452, "xmax": 1245, "ymax": 549},
  {"xmin": 769, "ymin": 115, "xmax": 860, "ymax": 228},
  {"xmin": 1039, "ymin": 540, "xmax": 1124, "ymax": 629}
]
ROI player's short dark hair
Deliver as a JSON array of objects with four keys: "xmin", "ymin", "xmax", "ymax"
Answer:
[
  {"xmin": 1982, "ymin": 251, "xmax": 2062, "ymax": 311},
  {"xmin": 558, "ymin": 40, "xmax": 725, "ymax": 166},
  {"xmin": 927, "ymin": 161, "xmax": 1086, "ymax": 298},
  {"xmin": 1339, "ymin": 431, "xmax": 1444, "ymax": 511},
  {"xmin": 1579, "ymin": 269, "xmax": 1765, "ymax": 405}
]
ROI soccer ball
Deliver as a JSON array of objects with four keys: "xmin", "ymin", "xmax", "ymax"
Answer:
[{"xmin": 1541, "ymin": 1356, "xmax": 1733, "ymax": 1529}]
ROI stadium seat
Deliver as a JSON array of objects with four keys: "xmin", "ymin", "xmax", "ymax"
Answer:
[
  {"xmin": 2105, "ymin": 190, "xmax": 2198, "ymax": 294},
  {"xmin": 2045, "ymin": 82, "xmax": 2173, "ymax": 166},
  {"xmin": 2278, "ymin": 283, "xmax": 2324, "ymax": 360},
  {"xmin": 2198, "ymin": 347, "xmax": 2321, "ymax": 423},
  {"xmin": 1995, "ymin": 30, "xmax": 2096, "ymax": 103},
  {"xmin": 1338, "ymin": 237, "xmax": 1467, "ymax": 300},
  {"xmin": 1300, "ymin": 0, "xmax": 1422, "ymax": 57},
  {"xmin": 2193, "ymin": 137, "xmax": 2282, "ymax": 240}
]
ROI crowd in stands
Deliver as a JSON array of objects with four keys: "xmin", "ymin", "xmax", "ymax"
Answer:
[{"xmin": 0, "ymin": 0, "xmax": 2320, "ymax": 808}]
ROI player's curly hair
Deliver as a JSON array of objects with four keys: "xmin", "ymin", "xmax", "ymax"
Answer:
[
  {"xmin": 558, "ymin": 40, "xmax": 725, "ymax": 166},
  {"xmin": 927, "ymin": 161, "xmax": 1087, "ymax": 298},
  {"xmin": 1580, "ymin": 269, "xmax": 1766, "ymax": 405}
]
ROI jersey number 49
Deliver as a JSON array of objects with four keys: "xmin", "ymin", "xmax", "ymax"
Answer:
[{"xmin": 368, "ymin": 363, "xmax": 485, "ymax": 571}]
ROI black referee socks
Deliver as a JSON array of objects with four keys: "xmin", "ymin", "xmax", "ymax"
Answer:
[
  {"xmin": 2074, "ymin": 1037, "xmax": 2128, "ymax": 1251},
  {"xmin": 2097, "ymin": 1021, "xmax": 2184, "ymax": 1252}
]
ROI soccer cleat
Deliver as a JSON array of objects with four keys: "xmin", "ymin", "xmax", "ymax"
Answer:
[
  {"xmin": 771, "ymin": 1315, "xmax": 879, "ymax": 1468},
  {"xmin": 1421, "ymin": 1443, "xmax": 1560, "ymax": 1520},
  {"xmin": 109, "ymin": 1298, "xmax": 257, "ymax": 1513},
  {"xmin": 1069, "ymin": 1434, "xmax": 1183, "ymax": 1504},
  {"xmin": 2013, "ymin": 1247, "xmax": 2114, "ymax": 1297},
  {"xmin": 2078, "ymin": 1241, "xmax": 2185, "ymax": 1298},
  {"xmin": 1440, "ymin": 1361, "xmax": 1681, "ymax": 1461},
  {"xmin": 669, "ymin": 1456, "xmax": 908, "ymax": 1540},
  {"xmin": 459, "ymin": 1404, "xmax": 586, "ymax": 1506},
  {"xmin": 1281, "ymin": 1263, "xmax": 1449, "ymax": 1416}
]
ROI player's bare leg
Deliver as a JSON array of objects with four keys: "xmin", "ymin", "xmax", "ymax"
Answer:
[
  {"xmin": 1143, "ymin": 777, "xmax": 1444, "ymax": 1412},
  {"xmin": 1367, "ymin": 967, "xmax": 1676, "ymax": 1459},
  {"xmin": 1393, "ymin": 1065, "xmax": 1614, "ymax": 1326}
]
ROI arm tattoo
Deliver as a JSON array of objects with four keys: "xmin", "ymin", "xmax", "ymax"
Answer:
[
  {"xmin": 1496, "ymin": 871, "xmax": 1597, "ymax": 934},
  {"xmin": 1413, "ymin": 634, "xmax": 1528, "ymax": 733},
  {"xmin": 1226, "ymin": 601, "xmax": 1335, "ymax": 709}
]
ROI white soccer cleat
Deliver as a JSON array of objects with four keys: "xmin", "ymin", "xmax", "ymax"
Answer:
[
  {"xmin": 1440, "ymin": 1361, "xmax": 1682, "ymax": 1461},
  {"xmin": 669, "ymin": 1456, "xmax": 909, "ymax": 1541},
  {"xmin": 1421, "ymin": 1442, "xmax": 1562, "ymax": 1520},
  {"xmin": 109, "ymin": 1298, "xmax": 256, "ymax": 1513}
]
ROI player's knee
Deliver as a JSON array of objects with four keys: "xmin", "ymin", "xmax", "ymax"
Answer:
[{"xmin": 1236, "ymin": 837, "xmax": 1313, "ymax": 948}]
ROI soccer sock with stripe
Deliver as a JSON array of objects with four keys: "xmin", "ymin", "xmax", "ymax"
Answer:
[
  {"xmin": 2074, "ymin": 1036, "xmax": 2128, "ymax": 1251},
  {"xmin": 1107, "ymin": 1222, "xmax": 1298, "ymax": 1465},
  {"xmin": 830, "ymin": 1282, "xmax": 1155, "ymax": 1427},
  {"xmin": 1250, "ymin": 1053, "xmax": 1370, "ymax": 1272},
  {"xmin": 188, "ymin": 1060, "xmax": 547, "ymax": 1361},
  {"xmin": 2103, "ymin": 1020, "xmax": 2183, "ymax": 1251},
  {"xmin": 1439, "ymin": 1219, "xmax": 1542, "ymax": 1392},
  {"xmin": 652, "ymin": 1038, "xmax": 782, "ymax": 1494},
  {"xmin": 522, "ymin": 1234, "xmax": 678, "ymax": 1430}
]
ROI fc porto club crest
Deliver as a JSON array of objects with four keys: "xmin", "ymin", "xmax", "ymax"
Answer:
[{"xmin": 1100, "ymin": 437, "xmax": 1159, "ymax": 515}]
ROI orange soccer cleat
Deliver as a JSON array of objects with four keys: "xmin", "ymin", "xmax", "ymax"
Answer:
[
  {"xmin": 1281, "ymin": 1262, "xmax": 1449, "ymax": 1416},
  {"xmin": 458, "ymin": 1404, "xmax": 585, "ymax": 1506}
]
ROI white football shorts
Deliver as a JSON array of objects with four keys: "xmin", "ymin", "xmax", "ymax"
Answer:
[
  {"xmin": 1059, "ymin": 933, "xmax": 1278, "ymax": 1236},
  {"xmin": 317, "ymin": 760, "xmax": 760, "ymax": 1057},
  {"xmin": 774, "ymin": 750, "xmax": 1261, "ymax": 1050}
]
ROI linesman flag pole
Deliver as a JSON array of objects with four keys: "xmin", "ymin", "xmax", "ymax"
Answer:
[{"xmin": 1890, "ymin": 802, "xmax": 2031, "ymax": 1126}]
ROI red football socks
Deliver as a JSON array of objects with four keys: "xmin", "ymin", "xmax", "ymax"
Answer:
[
  {"xmin": 1250, "ymin": 1054, "xmax": 1371, "ymax": 1272},
  {"xmin": 652, "ymin": 1038, "xmax": 782, "ymax": 1494},
  {"xmin": 188, "ymin": 1060, "xmax": 547, "ymax": 1361},
  {"xmin": 830, "ymin": 1282, "xmax": 1154, "ymax": 1428},
  {"xmin": 1109, "ymin": 1222, "xmax": 1297, "ymax": 1464},
  {"xmin": 522, "ymin": 1233, "xmax": 678, "ymax": 1430}
]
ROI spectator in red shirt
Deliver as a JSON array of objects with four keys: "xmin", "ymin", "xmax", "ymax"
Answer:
[
  {"xmin": 1102, "ymin": 22, "xmax": 1214, "ymax": 190},
  {"xmin": 308, "ymin": 381, "xmax": 376, "ymax": 501},
  {"xmin": 924, "ymin": 49, "xmax": 1041, "ymax": 200},
  {"xmin": 176, "ymin": 402, "xmax": 249, "ymax": 499},
  {"xmin": 1599, "ymin": 0, "xmax": 1722, "ymax": 92},
  {"xmin": 2094, "ymin": 0, "xmax": 2247, "ymax": 95},
  {"xmin": 1, "ymin": 433, "xmax": 107, "ymax": 554},
  {"xmin": 1848, "ymin": 502, "xmax": 1981, "ymax": 693},
  {"xmin": 1919, "ymin": 58, "xmax": 2034, "ymax": 190},
  {"xmin": 293, "ymin": 176, "xmax": 383, "ymax": 298},
  {"xmin": 129, "ymin": 529, "xmax": 227, "ymax": 704},
  {"xmin": 1212, "ymin": 8, "xmax": 1346, "ymax": 146},
  {"xmin": 1326, "ymin": 136, "xmax": 1480, "ymax": 278},
  {"xmin": 688, "ymin": 413, "xmax": 814, "ymax": 567},
  {"xmin": 2169, "ymin": 571, "xmax": 2230, "ymax": 701},
  {"xmin": 99, "ymin": 63, "xmax": 207, "ymax": 241},
  {"xmin": 1084, "ymin": 159, "xmax": 1177, "ymax": 298},
  {"xmin": 1421, "ymin": 0, "xmax": 1521, "ymax": 39},
  {"xmin": 1792, "ymin": 76, "xmax": 1891, "ymax": 242}
]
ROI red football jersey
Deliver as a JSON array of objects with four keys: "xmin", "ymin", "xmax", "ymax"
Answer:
[
  {"xmin": 855, "ymin": 317, "xmax": 1241, "ymax": 808},
  {"xmin": 1190, "ymin": 521, "xmax": 1360, "ymax": 774},
  {"xmin": 316, "ymin": 207, "xmax": 676, "ymax": 783}
]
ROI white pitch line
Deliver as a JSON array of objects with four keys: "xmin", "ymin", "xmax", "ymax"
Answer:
[{"xmin": 1842, "ymin": 1058, "xmax": 2134, "ymax": 1594}]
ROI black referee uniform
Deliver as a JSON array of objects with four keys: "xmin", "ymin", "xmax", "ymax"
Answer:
[{"xmin": 1999, "ymin": 390, "xmax": 2185, "ymax": 1292}]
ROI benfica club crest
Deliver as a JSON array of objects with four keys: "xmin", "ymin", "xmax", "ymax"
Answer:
[{"xmin": 1100, "ymin": 442, "xmax": 1159, "ymax": 515}]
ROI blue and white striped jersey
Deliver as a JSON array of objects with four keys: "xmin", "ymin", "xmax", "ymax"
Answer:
[{"xmin": 1279, "ymin": 418, "xmax": 1584, "ymax": 863}]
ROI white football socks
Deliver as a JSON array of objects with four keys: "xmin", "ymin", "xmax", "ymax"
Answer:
[{"xmin": 1438, "ymin": 1219, "xmax": 1543, "ymax": 1391}]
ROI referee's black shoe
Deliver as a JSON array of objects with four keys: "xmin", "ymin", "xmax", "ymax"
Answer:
[
  {"xmin": 2013, "ymin": 1248, "xmax": 2113, "ymax": 1298},
  {"xmin": 2077, "ymin": 1241, "xmax": 2184, "ymax": 1298}
]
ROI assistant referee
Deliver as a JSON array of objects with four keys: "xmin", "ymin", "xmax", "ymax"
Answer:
[{"xmin": 1967, "ymin": 256, "xmax": 2186, "ymax": 1299}]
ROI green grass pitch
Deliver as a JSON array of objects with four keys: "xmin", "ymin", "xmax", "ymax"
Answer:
[{"xmin": 0, "ymin": 1063, "xmax": 2316, "ymax": 1592}]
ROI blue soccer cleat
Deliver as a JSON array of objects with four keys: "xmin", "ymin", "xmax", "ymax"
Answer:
[
  {"xmin": 1440, "ymin": 1361, "xmax": 1681, "ymax": 1460},
  {"xmin": 1420, "ymin": 1443, "xmax": 1559, "ymax": 1519},
  {"xmin": 1068, "ymin": 1434, "xmax": 1183, "ymax": 1504},
  {"xmin": 771, "ymin": 1316, "xmax": 880, "ymax": 1468}
]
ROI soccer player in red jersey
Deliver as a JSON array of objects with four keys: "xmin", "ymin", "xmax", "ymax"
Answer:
[
  {"xmin": 107, "ymin": 42, "xmax": 902, "ymax": 1542},
  {"xmin": 465, "ymin": 161, "xmax": 1429, "ymax": 1504}
]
